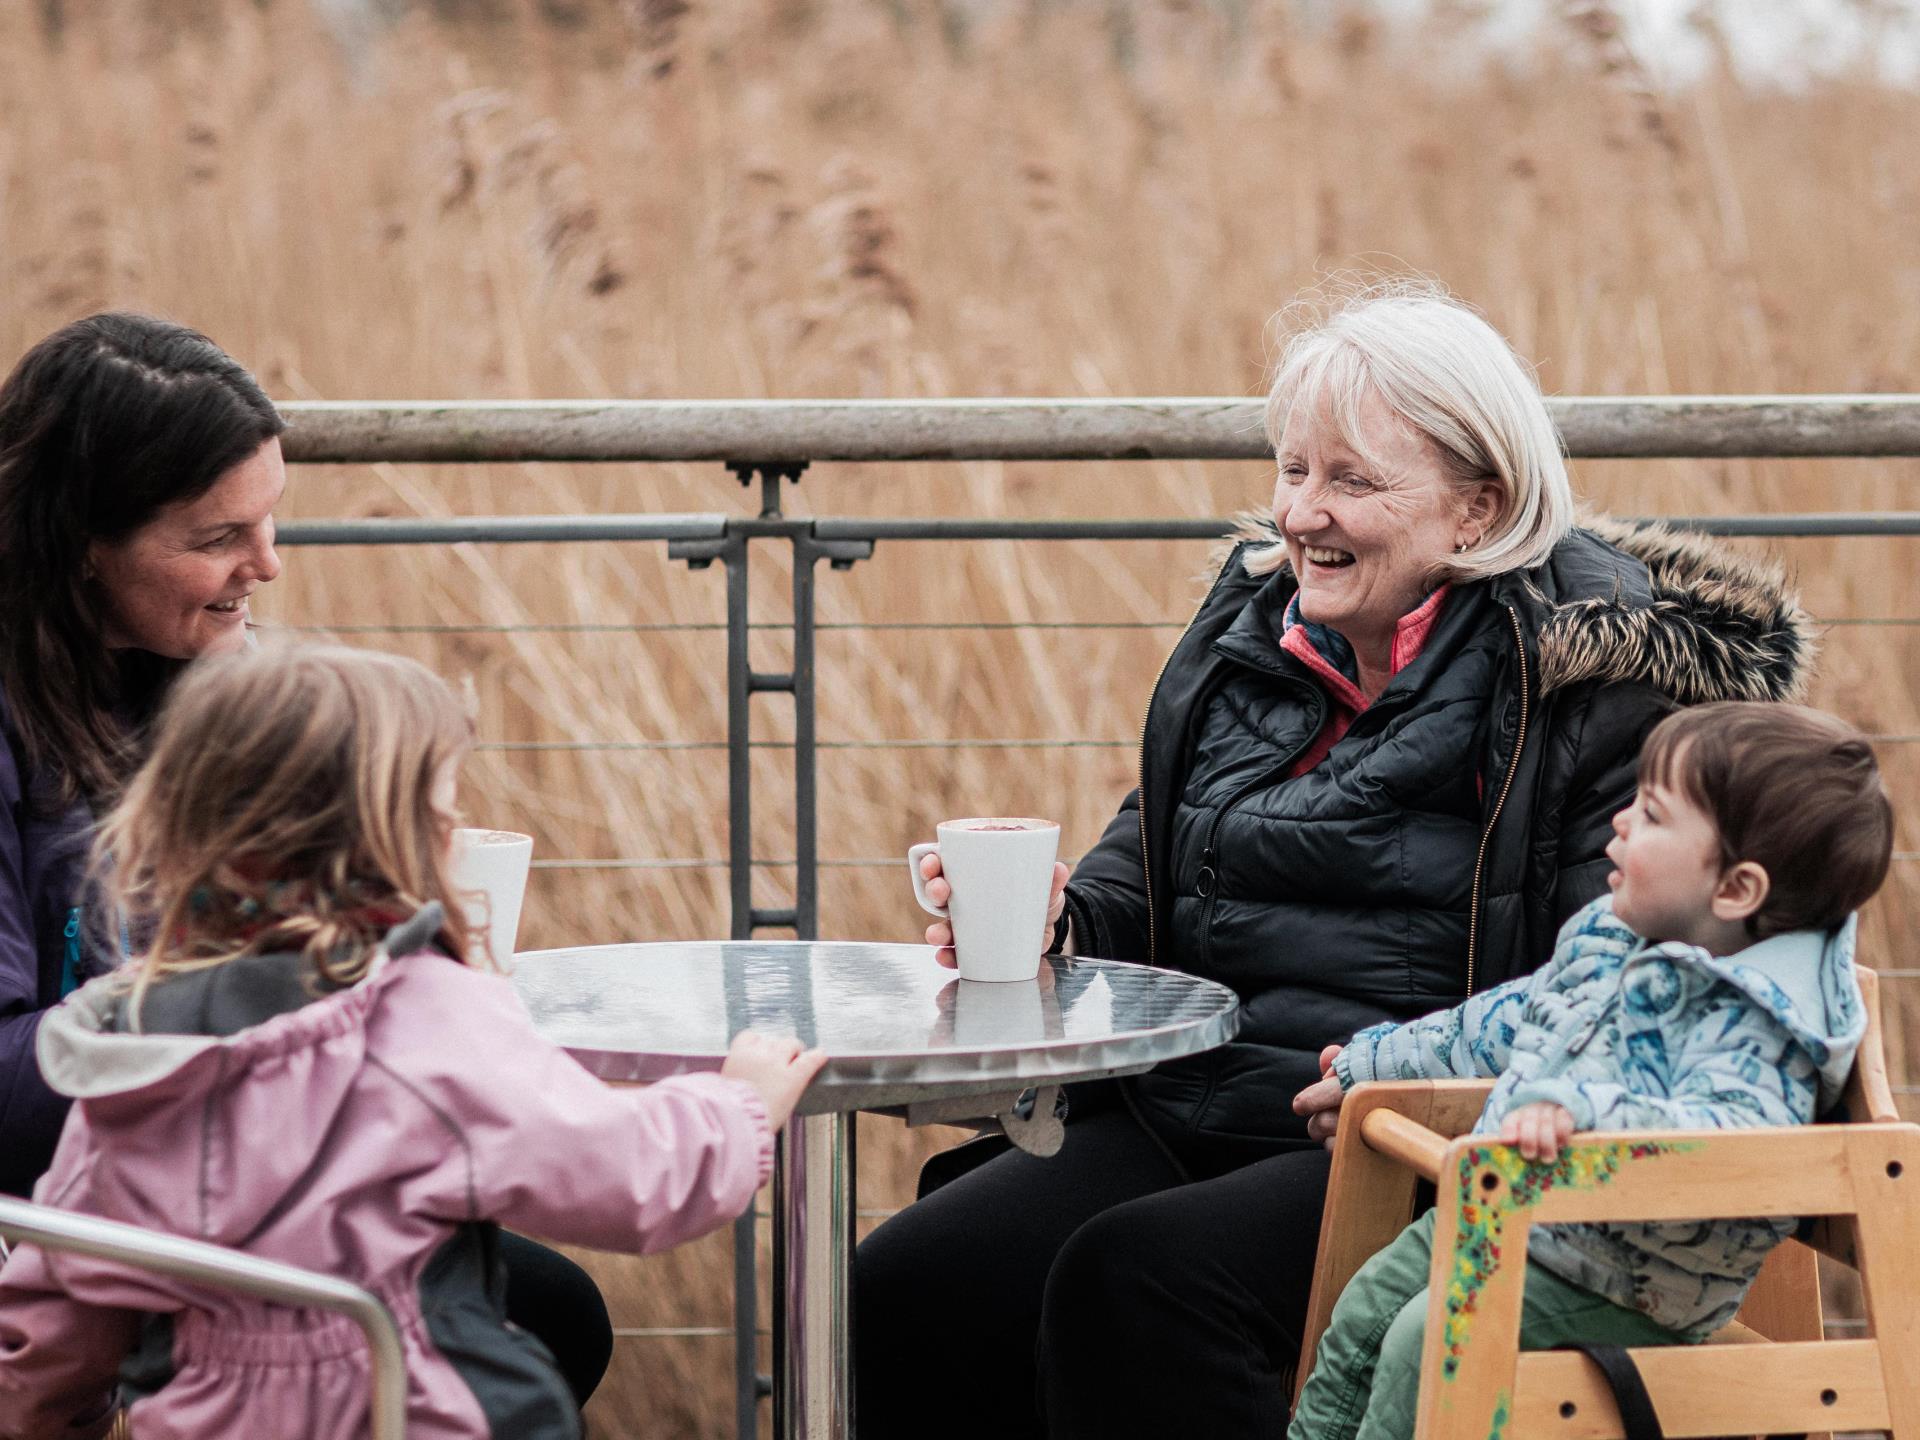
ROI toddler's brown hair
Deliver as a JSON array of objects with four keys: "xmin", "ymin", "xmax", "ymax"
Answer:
[{"xmin": 1638, "ymin": 701, "xmax": 1893, "ymax": 937}]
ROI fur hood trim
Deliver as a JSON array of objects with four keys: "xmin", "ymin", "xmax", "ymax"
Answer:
[
  {"xmin": 1538, "ymin": 515, "xmax": 1816, "ymax": 704},
  {"xmin": 1223, "ymin": 512, "xmax": 1816, "ymax": 705}
]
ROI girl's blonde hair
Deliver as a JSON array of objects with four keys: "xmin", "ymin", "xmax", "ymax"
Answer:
[
  {"xmin": 1249, "ymin": 279, "xmax": 1575, "ymax": 583},
  {"xmin": 96, "ymin": 645, "xmax": 480, "ymax": 1021}
]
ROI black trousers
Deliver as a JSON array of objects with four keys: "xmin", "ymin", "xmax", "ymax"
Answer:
[
  {"xmin": 854, "ymin": 1100, "xmax": 1332, "ymax": 1440},
  {"xmin": 500, "ymin": 1231, "xmax": 614, "ymax": 1408}
]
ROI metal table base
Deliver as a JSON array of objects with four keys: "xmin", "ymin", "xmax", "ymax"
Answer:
[{"xmin": 775, "ymin": 1113, "xmax": 857, "ymax": 1439}]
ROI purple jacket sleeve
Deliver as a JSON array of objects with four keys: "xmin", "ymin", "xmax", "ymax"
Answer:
[
  {"xmin": 0, "ymin": 1242, "xmax": 137, "ymax": 1440},
  {"xmin": 0, "ymin": 734, "xmax": 68, "ymax": 1198}
]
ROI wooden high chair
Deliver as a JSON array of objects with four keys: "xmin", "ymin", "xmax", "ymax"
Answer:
[{"xmin": 1293, "ymin": 967, "xmax": 1920, "ymax": 1439}]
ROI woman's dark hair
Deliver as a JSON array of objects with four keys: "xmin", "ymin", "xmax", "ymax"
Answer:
[{"xmin": 0, "ymin": 313, "xmax": 284, "ymax": 805}]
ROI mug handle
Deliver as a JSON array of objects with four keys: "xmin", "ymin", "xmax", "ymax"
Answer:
[{"xmin": 907, "ymin": 842, "xmax": 948, "ymax": 917}]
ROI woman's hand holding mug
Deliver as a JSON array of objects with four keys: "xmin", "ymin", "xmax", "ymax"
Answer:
[
  {"xmin": 1291, "ymin": 1044, "xmax": 1346, "ymax": 1149},
  {"xmin": 915, "ymin": 849, "xmax": 1070, "ymax": 971}
]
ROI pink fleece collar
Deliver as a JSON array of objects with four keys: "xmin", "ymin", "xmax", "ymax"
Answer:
[{"xmin": 1279, "ymin": 585, "xmax": 1451, "ymax": 711}]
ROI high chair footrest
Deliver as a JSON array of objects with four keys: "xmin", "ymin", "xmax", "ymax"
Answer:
[{"xmin": 1510, "ymin": 1340, "xmax": 1886, "ymax": 1439}]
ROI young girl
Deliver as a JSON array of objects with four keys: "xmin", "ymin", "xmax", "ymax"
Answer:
[{"xmin": 0, "ymin": 645, "xmax": 824, "ymax": 1440}]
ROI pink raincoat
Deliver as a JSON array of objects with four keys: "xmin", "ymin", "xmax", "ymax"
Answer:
[{"xmin": 0, "ymin": 910, "xmax": 771, "ymax": 1439}]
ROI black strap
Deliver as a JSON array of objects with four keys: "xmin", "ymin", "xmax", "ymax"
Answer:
[{"xmin": 1556, "ymin": 1342, "xmax": 1665, "ymax": 1440}]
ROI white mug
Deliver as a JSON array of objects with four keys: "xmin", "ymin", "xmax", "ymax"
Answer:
[
  {"xmin": 908, "ymin": 817, "xmax": 1060, "ymax": 982},
  {"xmin": 449, "ymin": 828, "xmax": 534, "ymax": 966}
]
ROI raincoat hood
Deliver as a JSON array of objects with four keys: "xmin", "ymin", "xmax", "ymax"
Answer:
[
  {"xmin": 34, "ymin": 908, "xmax": 442, "ymax": 1241},
  {"xmin": 1685, "ymin": 914, "xmax": 1865, "ymax": 1113}
]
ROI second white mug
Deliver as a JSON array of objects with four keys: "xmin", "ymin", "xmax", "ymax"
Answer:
[{"xmin": 449, "ymin": 827, "xmax": 534, "ymax": 967}]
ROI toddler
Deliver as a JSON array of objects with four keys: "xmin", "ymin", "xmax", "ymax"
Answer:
[
  {"xmin": 0, "ymin": 646, "xmax": 824, "ymax": 1440},
  {"xmin": 1288, "ymin": 701, "xmax": 1893, "ymax": 1440}
]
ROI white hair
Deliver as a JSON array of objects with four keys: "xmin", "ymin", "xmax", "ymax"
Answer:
[{"xmin": 1248, "ymin": 281, "xmax": 1575, "ymax": 584}]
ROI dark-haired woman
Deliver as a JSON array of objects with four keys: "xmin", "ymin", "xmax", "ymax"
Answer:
[{"xmin": 0, "ymin": 313, "xmax": 612, "ymax": 1408}]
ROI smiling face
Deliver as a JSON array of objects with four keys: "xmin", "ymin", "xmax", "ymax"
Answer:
[
  {"xmin": 88, "ymin": 437, "xmax": 286, "ymax": 660},
  {"xmin": 1605, "ymin": 777, "xmax": 1729, "ymax": 946},
  {"xmin": 1273, "ymin": 387, "xmax": 1493, "ymax": 662}
]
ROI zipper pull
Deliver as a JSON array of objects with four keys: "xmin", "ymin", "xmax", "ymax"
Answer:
[
  {"xmin": 60, "ymin": 906, "xmax": 83, "ymax": 997},
  {"xmin": 1196, "ymin": 847, "xmax": 1218, "ymax": 897}
]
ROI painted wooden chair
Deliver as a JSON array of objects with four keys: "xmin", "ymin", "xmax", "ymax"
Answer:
[{"xmin": 1293, "ymin": 966, "xmax": 1920, "ymax": 1439}]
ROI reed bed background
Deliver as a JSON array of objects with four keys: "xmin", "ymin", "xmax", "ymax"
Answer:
[{"xmin": 4, "ymin": 2, "xmax": 1918, "ymax": 1434}]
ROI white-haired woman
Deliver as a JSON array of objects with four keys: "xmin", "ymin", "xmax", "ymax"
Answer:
[{"xmin": 856, "ymin": 286, "xmax": 1814, "ymax": 1439}]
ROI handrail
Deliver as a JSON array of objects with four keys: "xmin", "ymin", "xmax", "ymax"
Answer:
[
  {"xmin": 274, "ymin": 510, "xmax": 1920, "ymax": 547},
  {"xmin": 275, "ymin": 395, "xmax": 1920, "ymax": 464},
  {"xmin": 1358, "ymin": 1108, "xmax": 1449, "ymax": 1183},
  {"xmin": 0, "ymin": 1197, "xmax": 407, "ymax": 1440}
]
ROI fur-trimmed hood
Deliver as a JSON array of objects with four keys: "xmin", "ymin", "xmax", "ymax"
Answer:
[
  {"xmin": 1229, "ymin": 512, "xmax": 1817, "ymax": 706},
  {"xmin": 1534, "ymin": 515, "xmax": 1816, "ymax": 705}
]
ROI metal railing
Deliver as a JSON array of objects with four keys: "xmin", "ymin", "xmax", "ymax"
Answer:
[
  {"xmin": 270, "ymin": 395, "xmax": 1920, "ymax": 1439},
  {"xmin": 0, "ymin": 1197, "xmax": 407, "ymax": 1440}
]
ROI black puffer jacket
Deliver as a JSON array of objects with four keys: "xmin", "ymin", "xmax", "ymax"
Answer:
[{"xmin": 1062, "ymin": 519, "xmax": 1813, "ymax": 1154}]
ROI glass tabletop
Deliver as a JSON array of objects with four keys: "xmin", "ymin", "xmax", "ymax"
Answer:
[{"xmin": 512, "ymin": 940, "xmax": 1241, "ymax": 1113}]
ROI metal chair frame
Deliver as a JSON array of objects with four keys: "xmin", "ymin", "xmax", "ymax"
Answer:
[{"xmin": 0, "ymin": 1197, "xmax": 407, "ymax": 1440}]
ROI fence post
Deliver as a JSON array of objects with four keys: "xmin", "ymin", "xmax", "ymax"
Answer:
[
  {"xmin": 667, "ymin": 532, "xmax": 753, "ymax": 938},
  {"xmin": 681, "ymin": 461, "xmax": 870, "ymax": 1440},
  {"xmin": 791, "ymin": 532, "xmax": 874, "ymax": 940},
  {"xmin": 671, "ymin": 526, "xmax": 764, "ymax": 1436}
]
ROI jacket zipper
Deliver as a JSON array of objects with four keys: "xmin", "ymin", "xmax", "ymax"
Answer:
[
  {"xmin": 1552, "ymin": 993, "xmax": 1622, "ymax": 1069},
  {"xmin": 1135, "ymin": 562, "xmax": 1240, "ymax": 967},
  {"xmin": 1465, "ymin": 605, "xmax": 1530, "ymax": 996}
]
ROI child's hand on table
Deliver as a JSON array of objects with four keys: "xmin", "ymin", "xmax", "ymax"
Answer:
[
  {"xmin": 1498, "ymin": 1101, "xmax": 1575, "ymax": 1162},
  {"xmin": 722, "ymin": 1032, "xmax": 830, "ymax": 1133}
]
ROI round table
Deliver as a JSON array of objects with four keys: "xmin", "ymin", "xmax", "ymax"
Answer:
[{"xmin": 512, "ymin": 940, "xmax": 1241, "ymax": 1440}]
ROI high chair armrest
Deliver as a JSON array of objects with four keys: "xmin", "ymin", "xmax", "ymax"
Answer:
[
  {"xmin": 1344, "ymin": 1077, "xmax": 1495, "ymax": 1138},
  {"xmin": 1428, "ymin": 1120, "xmax": 1920, "ymax": 1226},
  {"xmin": 1293, "ymin": 1079, "xmax": 1498, "ymax": 1405}
]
